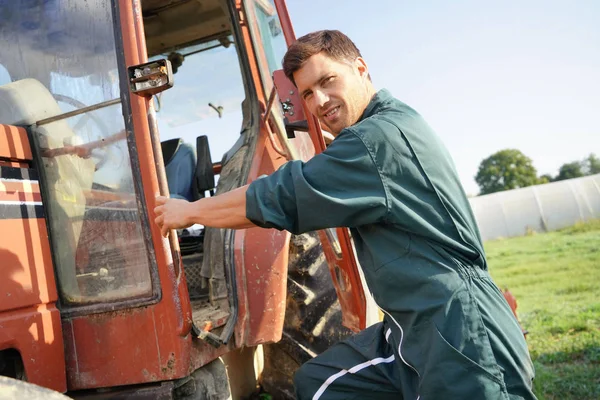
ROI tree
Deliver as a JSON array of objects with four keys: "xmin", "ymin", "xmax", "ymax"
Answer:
[
  {"xmin": 555, "ymin": 161, "xmax": 584, "ymax": 181},
  {"xmin": 475, "ymin": 149, "xmax": 539, "ymax": 195},
  {"xmin": 538, "ymin": 174, "xmax": 553, "ymax": 184},
  {"xmin": 583, "ymin": 153, "xmax": 600, "ymax": 175}
]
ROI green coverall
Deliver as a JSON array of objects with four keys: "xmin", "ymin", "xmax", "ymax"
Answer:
[{"xmin": 246, "ymin": 90, "xmax": 536, "ymax": 399}]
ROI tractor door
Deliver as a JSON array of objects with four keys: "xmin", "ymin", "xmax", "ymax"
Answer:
[
  {"xmin": 0, "ymin": 0, "xmax": 200, "ymax": 392},
  {"xmin": 245, "ymin": 0, "xmax": 373, "ymax": 332}
]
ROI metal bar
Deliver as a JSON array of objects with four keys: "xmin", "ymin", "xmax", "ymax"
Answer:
[
  {"xmin": 264, "ymin": 87, "xmax": 299, "ymax": 160},
  {"xmin": 118, "ymin": 0, "xmax": 192, "ymax": 337},
  {"xmin": 273, "ymin": 0, "xmax": 297, "ymax": 45},
  {"xmin": 262, "ymin": 86, "xmax": 295, "ymax": 157},
  {"xmin": 182, "ymin": 42, "xmax": 223, "ymax": 57},
  {"xmin": 41, "ymin": 130, "xmax": 126, "ymax": 158},
  {"xmin": 264, "ymin": 117, "xmax": 288, "ymax": 158},
  {"xmin": 218, "ymin": 0, "xmax": 247, "ymax": 345},
  {"xmin": 36, "ymin": 98, "xmax": 121, "ymax": 126},
  {"xmin": 263, "ymin": 87, "xmax": 277, "ymax": 123}
]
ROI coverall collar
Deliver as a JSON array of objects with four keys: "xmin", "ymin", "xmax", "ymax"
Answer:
[{"xmin": 357, "ymin": 89, "xmax": 394, "ymax": 123}]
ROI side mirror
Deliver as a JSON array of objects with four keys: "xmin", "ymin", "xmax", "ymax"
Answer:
[
  {"xmin": 128, "ymin": 59, "xmax": 174, "ymax": 97},
  {"xmin": 273, "ymin": 69, "xmax": 308, "ymax": 138}
]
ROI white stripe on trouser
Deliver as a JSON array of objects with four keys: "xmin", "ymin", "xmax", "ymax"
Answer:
[
  {"xmin": 311, "ymin": 328, "xmax": 395, "ymax": 400},
  {"xmin": 380, "ymin": 308, "xmax": 420, "ymax": 377},
  {"xmin": 381, "ymin": 310, "xmax": 421, "ymax": 399},
  {"xmin": 312, "ymin": 354, "xmax": 396, "ymax": 400}
]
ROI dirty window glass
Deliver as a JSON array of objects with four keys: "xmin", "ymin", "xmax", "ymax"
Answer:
[
  {"xmin": 251, "ymin": 0, "xmax": 287, "ymax": 77},
  {"xmin": 0, "ymin": 0, "xmax": 155, "ymax": 304},
  {"xmin": 246, "ymin": 0, "xmax": 287, "ymax": 92},
  {"xmin": 0, "ymin": 0, "xmax": 120, "ymax": 114}
]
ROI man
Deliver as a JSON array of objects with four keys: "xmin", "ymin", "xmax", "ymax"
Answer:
[{"xmin": 155, "ymin": 30, "xmax": 536, "ymax": 399}]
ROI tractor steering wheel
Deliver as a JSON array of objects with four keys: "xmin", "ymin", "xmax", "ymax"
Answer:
[{"xmin": 53, "ymin": 93, "xmax": 117, "ymax": 170}]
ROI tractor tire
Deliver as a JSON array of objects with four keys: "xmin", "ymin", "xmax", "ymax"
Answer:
[
  {"xmin": 259, "ymin": 232, "xmax": 354, "ymax": 400},
  {"xmin": 175, "ymin": 359, "xmax": 231, "ymax": 400}
]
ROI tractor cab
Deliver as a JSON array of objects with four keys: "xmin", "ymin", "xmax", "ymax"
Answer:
[{"xmin": 0, "ymin": 0, "xmax": 370, "ymax": 397}]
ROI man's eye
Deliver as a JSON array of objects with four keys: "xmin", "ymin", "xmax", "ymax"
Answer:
[
  {"xmin": 303, "ymin": 92, "xmax": 313, "ymax": 100},
  {"xmin": 324, "ymin": 76, "xmax": 335, "ymax": 85}
]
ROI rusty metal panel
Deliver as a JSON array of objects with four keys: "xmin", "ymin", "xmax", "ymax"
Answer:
[
  {"xmin": 272, "ymin": 70, "xmax": 306, "ymax": 123},
  {"xmin": 0, "ymin": 181, "xmax": 42, "ymax": 213},
  {"xmin": 0, "ymin": 151, "xmax": 66, "ymax": 391},
  {"xmin": 63, "ymin": 308, "xmax": 186, "ymax": 389},
  {"xmin": 240, "ymin": 227, "xmax": 289, "ymax": 345},
  {"xmin": 0, "ymin": 218, "xmax": 53, "ymax": 308},
  {"xmin": 0, "ymin": 305, "xmax": 67, "ymax": 392},
  {"xmin": 62, "ymin": 306, "xmax": 230, "ymax": 391},
  {"xmin": 0, "ymin": 183, "xmax": 56, "ymax": 312},
  {"xmin": 0, "ymin": 125, "xmax": 32, "ymax": 161},
  {"xmin": 0, "ymin": 161, "xmax": 29, "ymax": 168},
  {"xmin": 233, "ymin": 119, "xmax": 290, "ymax": 345}
]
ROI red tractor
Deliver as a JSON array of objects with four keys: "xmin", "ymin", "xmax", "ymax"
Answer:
[{"xmin": 0, "ymin": 0, "xmax": 377, "ymax": 398}]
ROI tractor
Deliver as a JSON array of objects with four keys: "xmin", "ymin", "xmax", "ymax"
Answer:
[{"xmin": 0, "ymin": 0, "xmax": 377, "ymax": 398}]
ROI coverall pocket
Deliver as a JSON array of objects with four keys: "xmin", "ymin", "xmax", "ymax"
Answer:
[{"xmin": 418, "ymin": 326, "xmax": 508, "ymax": 400}]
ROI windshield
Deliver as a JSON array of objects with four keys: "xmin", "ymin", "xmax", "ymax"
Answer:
[
  {"xmin": 0, "ymin": 0, "xmax": 155, "ymax": 305},
  {"xmin": 151, "ymin": 39, "xmax": 245, "ymax": 166}
]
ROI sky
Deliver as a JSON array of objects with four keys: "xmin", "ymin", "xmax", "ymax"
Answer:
[
  {"xmin": 2, "ymin": 1, "xmax": 596, "ymax": 196},
  {"xmin": 286, "ymin": 0, "xmax": 600, "ymax": 195}
]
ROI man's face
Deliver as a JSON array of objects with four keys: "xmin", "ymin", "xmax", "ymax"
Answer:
[{"xmin": 293, "ymin": 52, "xmax": 371, "ymax": 135}]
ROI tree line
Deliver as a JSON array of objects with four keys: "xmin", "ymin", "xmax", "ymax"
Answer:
[{"xmin": 475, "ymin": 150, "xmax": 600, "ymax": 195}]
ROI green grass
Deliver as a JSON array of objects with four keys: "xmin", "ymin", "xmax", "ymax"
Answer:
[{"xmin": 485, "ymin": 220, "xmax": 600, "ymax": 400}]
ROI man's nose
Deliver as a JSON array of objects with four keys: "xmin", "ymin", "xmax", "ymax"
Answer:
[{"xmin": 314, "ymin": 90, "xmax": 329, "ymax": 108}]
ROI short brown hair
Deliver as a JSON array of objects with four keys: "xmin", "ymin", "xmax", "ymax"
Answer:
[{"xmin": 282, "ymin": 30, "xmax": 363, "ymax": 86}]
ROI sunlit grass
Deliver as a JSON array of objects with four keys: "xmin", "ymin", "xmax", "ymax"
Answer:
[{"xmin": 486, "ymin": 220, "xmax": 600, "ymax": 400}]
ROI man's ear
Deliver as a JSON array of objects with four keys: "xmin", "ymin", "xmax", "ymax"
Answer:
[{"xmin": 355, "ymin": 57, "xmax": 369, "ymax": 79}]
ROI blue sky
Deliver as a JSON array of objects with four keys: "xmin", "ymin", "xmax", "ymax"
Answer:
[
  {"xmin": 1, "ymin": 1, "xmax": 596, "ymax": 195},
  {"xmin": 287, "ymin": 0, "xmax": 600, "ymax": 195}
]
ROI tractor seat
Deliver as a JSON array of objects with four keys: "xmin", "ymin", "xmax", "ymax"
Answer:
[{"xmin": 161, "ymin": 138, "xmax": 196, "ymax": 202}]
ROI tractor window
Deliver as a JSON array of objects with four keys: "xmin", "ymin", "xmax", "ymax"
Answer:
[
  {"xmin": 0, "ymin": 1, "xmax": 119, "ymax": 111},
  {"xmin": 246, "ymin": 0, "xmax": 287, "ymax": 93},
  {"xmin": 151, "ymin": 39, "xmax": 245, "ymax": 165},
  {"xmin": 0, "ymin": 1, "xmax": 155, "ymax": 305}
]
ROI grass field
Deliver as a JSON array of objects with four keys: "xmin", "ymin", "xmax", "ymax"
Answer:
[{"xmin": 486, "ymin": 220, "xmax": 600, "ymax": 400}]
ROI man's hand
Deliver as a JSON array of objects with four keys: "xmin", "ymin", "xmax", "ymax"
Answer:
[
  {"xmin": 154, "ymin": 196, "xmax": 193, "ymax": 237},
  {"xmin": 154, "ymin": 186, "xmax": 255, "ymax": 237}
]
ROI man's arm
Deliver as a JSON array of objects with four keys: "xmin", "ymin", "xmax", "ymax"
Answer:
[
  {"xmin": 154, "ymin": 185, "xmax": 256, "ymax": 237},
  {"xmin": 155, "ymin": 129, "xmax": 388, "ymax": 237}
]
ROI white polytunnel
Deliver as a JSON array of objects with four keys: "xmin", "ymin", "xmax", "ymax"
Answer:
[{"xmin": 469, "ymin": 174, "xmax": 600, "ymax": 242}]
